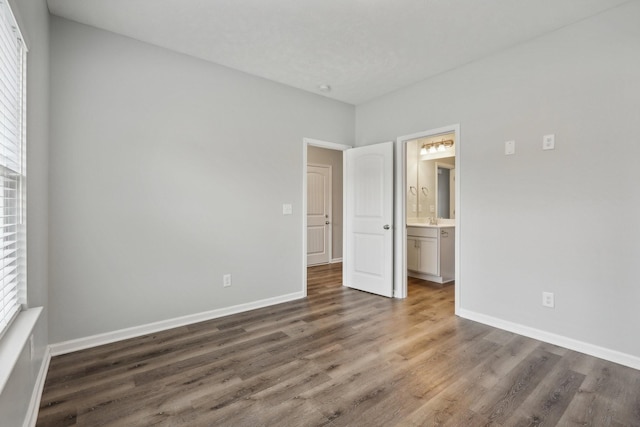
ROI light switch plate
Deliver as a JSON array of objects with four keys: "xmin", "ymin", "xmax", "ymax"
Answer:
[
  {"xmin": 282, "ymin": 203, "xmax": 292, "ymax": 215},
  {"xmin": 543, "ymin": 134, "xmax": 555, "ymax": 150},
  {"xmin": 505, "ymin": 140, "xmax": 515, "ymax": 155},
  {"xmin": 542, "ymin": 292, "xmax": 555, "ymax": 308}
]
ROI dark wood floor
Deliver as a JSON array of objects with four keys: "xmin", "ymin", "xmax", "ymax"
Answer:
[{"xmin": 37, "ymin": 263, "xmax": 640, "ymax": 426}]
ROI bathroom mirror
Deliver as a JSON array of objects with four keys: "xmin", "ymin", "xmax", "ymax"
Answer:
[
  {"xmin": 435, "ymin": 163, "xmax": 455, "ymax": 219},
  {"xmin": 406, "ymin": 134, "xmax": 455, "ymax": 222}
]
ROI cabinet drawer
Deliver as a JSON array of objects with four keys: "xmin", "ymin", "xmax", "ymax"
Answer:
[{"xmin": 406, "ymin": 227, "xmax": 438, "ymax": 238}]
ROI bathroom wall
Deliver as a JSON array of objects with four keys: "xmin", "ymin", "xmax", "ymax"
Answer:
[
  {"xmin": 307, "ymin": 146, "xmax": 343, "ymax": 260},
  {"xmin": 406, "ymin": 139, "xmax": 419, "ymax": 221}
]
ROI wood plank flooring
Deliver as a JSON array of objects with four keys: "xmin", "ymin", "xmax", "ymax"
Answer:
[{"xmin": 37, "ymin": 263, "xmax": 640, "ymax": 426}]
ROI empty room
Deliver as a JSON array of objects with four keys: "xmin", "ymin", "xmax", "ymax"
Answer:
[{"xmin": 1, "ymin": 0, "xmax": 640, "ymax": 425}]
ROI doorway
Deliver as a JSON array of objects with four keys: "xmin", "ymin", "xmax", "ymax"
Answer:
[
  {"xmin": 302, "ymin": 138, "xmax": 351, "ymax": 296},
  {"xmin": 302, "ymin": 131, "xmax": 459, "ymax": 306},
  {"xmin": 394, "ymin": 124, "xmax": 460, "ymax": 314}
]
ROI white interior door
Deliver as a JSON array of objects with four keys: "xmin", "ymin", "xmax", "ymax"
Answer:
[
  {"xmin": 307, "ymin": 165, "xmax": 331, "ymax": 265},
  {"xmin": 344, "ymin": 142, "xmax": 394, "ymax": 297}
]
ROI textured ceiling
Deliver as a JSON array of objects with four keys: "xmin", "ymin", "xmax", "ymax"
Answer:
[{"xmin": 47, "ymin": 0, "xmax": 629, "ymax": 105}]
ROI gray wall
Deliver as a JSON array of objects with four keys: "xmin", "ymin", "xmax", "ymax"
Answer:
[
  {"xmin": 307, "ymin": 146, "xmax": 343, "ymax": 260},
  {"xmin": 0, "ymin": 0, "xmax": 49, "ymax": 424},
  {"xmin": 49, "ymin": 17, "xmax": 354, "ymax": 343},
  {"xmin": 356, "ymin": 2, "xmax": 640, "ymax": 358}
]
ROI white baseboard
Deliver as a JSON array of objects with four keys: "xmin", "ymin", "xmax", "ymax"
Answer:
[
  {"xmin": 23, "ymin": 346, "xmax": 51, "ymax": 427},
  {"xmin": 49, "ymin": 291, "xmax": 305, "ymax": 356},
  {"xmin": 407, "ymin": 270, "xmax": 453, "ymax": 284},
  {"xmin": 458, "ymin": 308, "xmax": 640, "ymax": 371},
  {"xmin": 330, "ymin": 257, "xmax": 343, "ymax": 263}
]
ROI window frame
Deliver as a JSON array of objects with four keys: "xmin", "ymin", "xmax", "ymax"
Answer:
[{"xmin": 0, "ymin": 0, "xmax": 27, "ymax": 342}]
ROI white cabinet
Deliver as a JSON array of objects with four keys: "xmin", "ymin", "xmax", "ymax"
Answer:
[
  {"xmin": 407, "ymin": 236, "xmax": 438, "ymax": 275},
  {"xmin": 407, "ymin": 236, "xmax": 419, "ymax": 271},
  {"xmin": 406, "ymin": 226, "xmax": 455, "ymax": 283}
]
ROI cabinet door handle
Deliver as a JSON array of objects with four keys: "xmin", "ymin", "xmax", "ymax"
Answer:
[
  {"xmin": 383, "ymin": 224, "xmax": 390, "ymax": 230},
  {"xmin": 325, "ymin": 221, "xmax": 330, "ymax": 225}
]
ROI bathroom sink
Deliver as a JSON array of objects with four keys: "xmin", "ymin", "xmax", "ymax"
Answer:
[{"xmin": 406, "ymin": 222, "xmax": 454, "ymax": 228}]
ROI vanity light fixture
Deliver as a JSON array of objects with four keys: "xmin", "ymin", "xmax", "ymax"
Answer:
[{"xmin": 421, "ymin": 139, "xmax": 455, "ymax": 156}]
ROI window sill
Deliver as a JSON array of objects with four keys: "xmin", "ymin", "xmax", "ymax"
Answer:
[{"xmin": 0, "ymin": 307, "xmax": 42, "ymax": 394}]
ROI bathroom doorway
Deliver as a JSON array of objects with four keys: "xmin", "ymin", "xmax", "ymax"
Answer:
[{"xmin": 394, "ymin": 125, "xmax": 460, "ymax": 314}]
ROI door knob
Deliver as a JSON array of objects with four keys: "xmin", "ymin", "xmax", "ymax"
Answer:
[{"xmin": 383, "ymin": 224, "xmax": 390, "ymax": 230}]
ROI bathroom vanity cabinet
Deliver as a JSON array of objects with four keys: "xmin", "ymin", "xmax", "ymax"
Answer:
[{"xmin": 406, "ymin": 225, "xmax": 455, "ymax": 283}]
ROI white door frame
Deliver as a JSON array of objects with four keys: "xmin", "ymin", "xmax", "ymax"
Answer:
[
  {"xmin": 394, "ymin": 124, "xmax": 461, "ymax": 315},
  {"xmin": 302, "ymin": 138, "xmax": 352, "ymax": 297}
]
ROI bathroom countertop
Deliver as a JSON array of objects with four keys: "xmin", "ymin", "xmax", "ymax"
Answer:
[{"xmin": 407, "ymin": 222, "xmax": 455, "ymax": 228}]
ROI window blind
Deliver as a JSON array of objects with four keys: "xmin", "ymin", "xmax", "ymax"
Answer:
[{"xmin": 0, "ymin": 0, "xmax": 25, "ymax": 339}]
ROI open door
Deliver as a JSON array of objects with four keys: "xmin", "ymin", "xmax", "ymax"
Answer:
[{"xmin": 344, "ymin": 142, "xmax": 394, "ymax": 297}]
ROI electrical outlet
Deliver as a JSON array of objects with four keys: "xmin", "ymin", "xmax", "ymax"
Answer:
[
  {"xmin": 543, "ymin": 134, "xmax": 555, "ymax": 150},
  {"xmin": 223, "ymin": 274, "xmax": 232, "ymax": 287},
  {"xmin": 542, "ymin": 292, "xmax": 554, "ymax": 308},
  {"xmin": 505, "ymin": 140, "xmax": 515, "ymax": 155}
]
